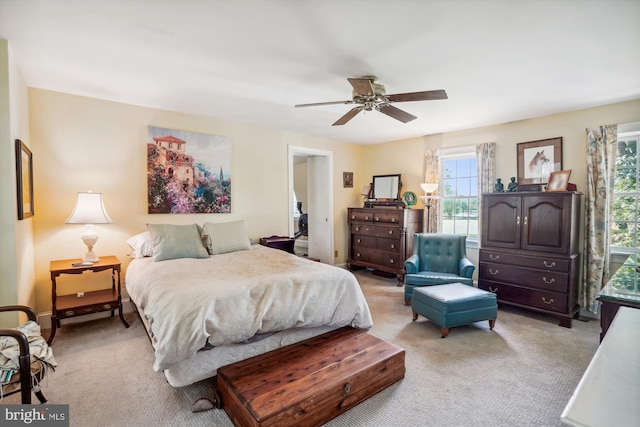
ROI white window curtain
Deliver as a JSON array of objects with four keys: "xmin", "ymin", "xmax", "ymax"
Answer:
[
  {"xmin": 476, "ymin": 142, "xmax": 496, "ymax": 243},
  {"xmin": 424, "ymin": 149, "xmax": 440, "ymax": 233},
  {"xmin": 582, "ymin": 125, "xmax": 617, "ymax": 314}
]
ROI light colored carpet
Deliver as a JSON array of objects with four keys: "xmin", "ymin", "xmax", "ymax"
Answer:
[{"xmin": 3, "ymin": 270, "xmax": 600, "ymax": 426}]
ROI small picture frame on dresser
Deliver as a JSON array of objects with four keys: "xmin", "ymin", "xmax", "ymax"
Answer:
[{"xmin": 546, "ymin": 170, "xmax": 571, "ymax": 192}]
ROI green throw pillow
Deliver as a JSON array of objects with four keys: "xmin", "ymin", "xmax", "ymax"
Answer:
[{"xmin": 147, "ymin": 223, "xmax": 209, "ymax": 262}]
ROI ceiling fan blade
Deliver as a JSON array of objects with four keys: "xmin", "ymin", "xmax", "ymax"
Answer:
[
  {"xmin": 332, "ymin": 106, "xmax": 363, "ymax": 126},
  {"xmin": 295, "ymin": 100, "xmax": 354, "ymax": 108},
  {"xmin": 387, "ymin": 89, "xmax": 448, "ymax": 103},
  {"xmin": 378, "ymin": 104, "xmax": 417, "ymax": 123},
  {"xmin": 347, "ymin": 78, "xmax": 375, "ymax": 96}
]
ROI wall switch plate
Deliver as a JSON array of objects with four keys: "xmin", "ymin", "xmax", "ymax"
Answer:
[{"xmin": 77, "ymin": 292, "xmax": 84, "ymax": 298}]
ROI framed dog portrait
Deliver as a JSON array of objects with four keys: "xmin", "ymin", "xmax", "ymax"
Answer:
[{"xmin": 517, "ymin": 137, "xmax": 562, "ymax": 185}]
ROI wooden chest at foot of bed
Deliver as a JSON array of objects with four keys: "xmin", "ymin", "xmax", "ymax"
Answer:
[{"xmin": 216, "ymin": 326, "xmax": 405, "ymax": 427}]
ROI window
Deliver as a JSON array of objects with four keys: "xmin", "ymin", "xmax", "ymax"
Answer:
[
  {"xmin": 440, "ymin": 152, "xmax": 478, "ymax": 238},
  {"xmin": 611, "ymin": 122, "xmax": 640, "ymax": 293}
]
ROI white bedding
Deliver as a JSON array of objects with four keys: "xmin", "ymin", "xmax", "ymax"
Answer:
[{"xmin": 125, "ymin": 244, "xmax": 373, "ymax": 374}]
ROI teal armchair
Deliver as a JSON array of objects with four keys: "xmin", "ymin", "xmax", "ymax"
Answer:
[{"xmin": 404, "ymin": 234, "xmax": 475, "ymax": 304}]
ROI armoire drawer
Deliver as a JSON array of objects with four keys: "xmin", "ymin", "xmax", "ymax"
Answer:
[
  {"xmin": 479, "ymin": 262, "xmax": 569, "ymax": 292},
  {"xmin": 479, "ymin": 249, "xmax": 570, "ymax": 273},
  {"xmin": 480, "ymin": 281, "xmax": 568, "ymax": 313}
]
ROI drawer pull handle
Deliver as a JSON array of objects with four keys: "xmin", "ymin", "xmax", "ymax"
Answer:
[
  {"xmin": 388, "ymin": 230, "xmax": 393, "ymax": 235},
  {"xmin": 375, "ymin": 217, "xmax": 379, "ymax": 221},
  {"xmin": 365, "ymin": 227, "xmax": 370, "ymax": 232},
  {"xmin": 542, "ymin": 277, "xmax": 555, "ymax": 284},
  {"xmin": 103, "ymin": 304, "xmax": 112, "ymax": 310},
  {"xmin": 391, "ymin": 218, "xmax": 396, "ymax": 223},
  {"xmin": 489, "ymin": 269, "xmax": 499, "ymax": 275},
  {"xmin": 365, "ymin": 216, "xmax": 369, "ymax": 220},
  {"xmin": 489, "ymin": 287, "xmax": 498, "ymax": 293},
  {"xmin": 390, "ymin": 244, "xmax": 395, "ymax": 249},
  {"xmin": 542, "ymin": 296, "xmax": 554, "ymax": 304},
  {"xmin": 64, "ymin": 310, "xmax": 75, "ymax": 317},
  {"xmin": 344, "ymin": 382, "xmax": 352, "ymax": 395},
  {"xmin": 516, "ymin": 215, "xmax": 520, "ymax": 225},
  {"xmin": 544, "ymin": 261, "xmax": 556, "ymax": 268},
  {"xmin": 351, "ymin": 215, "xmax": 355, "ymax": 220},
  {"xmin": 356, "ymin": 253, "xmax": 360, "ymax": 257},
  {"xmin": 524, "ymin": 216, "xmax": 528, "ymax": 225},
  {"xmin": 389, "ymin": 259, "xmax": 394, "ymax": 264},
  {"xmin": 357, "ymin": 239, "xmax": 361, "ymax": 243},
  {"xmin": 489, "ymin": 254, "xmax": 500, "ymax": 261}
]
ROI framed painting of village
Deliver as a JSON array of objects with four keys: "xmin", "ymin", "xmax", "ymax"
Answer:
[
  {"xmin": 516, "ymin": 137, "xmax": 563, "ymax": 185},
  {"xmin": 147, "ymin": 126, "xmax": 232, "ymax": 214}
]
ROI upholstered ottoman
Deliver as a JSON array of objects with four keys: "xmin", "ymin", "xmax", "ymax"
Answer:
[{"xmin": 411, "ymin": 283, "xmax": 497, "ymax": 338}]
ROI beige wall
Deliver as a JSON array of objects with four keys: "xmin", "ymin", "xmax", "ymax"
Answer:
[
  {"xmin": 0, "ymin": 39, "xmax": 35, "ymax": 327},
  {"xmin": 363, "ymin": 100, "xmax": 640, "ymax": 199},
  {"xmin": 28, "ymin": 89, "xmax": 365, "ymax": 313},
  {"xmin": 16, "ymin": 84, "xmax": 640, "ymax": 317}
]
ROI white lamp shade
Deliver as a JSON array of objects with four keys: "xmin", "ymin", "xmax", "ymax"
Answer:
[
  {"xmin": 66, "ymin": 192, "xmax": 114, "ymax": 224},
  {"xmin": 420, "ymin": 183, "xmax": 439, "ymax": 194}
]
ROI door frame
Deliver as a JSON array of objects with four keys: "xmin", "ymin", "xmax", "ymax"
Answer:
[{"xmin": 288, "ymin": 145, "xmax": 334, "ymax": 264}]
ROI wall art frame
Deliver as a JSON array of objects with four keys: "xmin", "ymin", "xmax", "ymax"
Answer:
[
  {"xmin": 517, "ymin": 137, "xmax": 563, "ymax": 185},
  {"xmin": 343, "ymin": 172, "xmax": 353, "ymax": 188},
  {"xmin": 147, "ymin": 126, "xmax": 232, "ymax": 214},
  {"xmin": 15, "ymin": 139, "xmax": 34, "ymax": 220},
  {"xmin": 546, "ymin": 169, "xmax": 572, "ymax": 192}
]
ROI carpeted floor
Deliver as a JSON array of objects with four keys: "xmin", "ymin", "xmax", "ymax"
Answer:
[{"xmin": 3, "ymin": 270, "xmax": 600, "ymax": 426}]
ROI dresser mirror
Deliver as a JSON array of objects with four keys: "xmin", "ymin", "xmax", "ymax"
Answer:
[{"xmin": 366, "ymin": 174, "xmax": 404, "ymax": 207}]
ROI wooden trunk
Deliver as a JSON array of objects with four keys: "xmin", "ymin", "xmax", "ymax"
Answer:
[{"xmin": 217, "ymin": 327, "xmax": 405, "ymax": 427}]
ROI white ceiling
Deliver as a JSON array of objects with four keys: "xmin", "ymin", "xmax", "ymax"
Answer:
[{"xmin": 1, "ymin": 0, "xmax": 639, "ymax": 145}]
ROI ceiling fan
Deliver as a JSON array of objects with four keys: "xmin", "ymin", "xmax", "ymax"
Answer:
[{"xmin": 295, "ymin": 76, "xmax": 447, "ymax": 126}]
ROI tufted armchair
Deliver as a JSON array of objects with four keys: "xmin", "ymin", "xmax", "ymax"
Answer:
[{"xmin": 403, "ymin": 234, "xmax": 475, "ymax": 305}]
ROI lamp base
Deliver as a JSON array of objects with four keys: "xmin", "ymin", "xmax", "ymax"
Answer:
[{"xmin": 83, "ymin": 250, "xmax": 99, "ymax": 263}]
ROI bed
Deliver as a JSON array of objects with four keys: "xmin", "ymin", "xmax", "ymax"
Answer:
[{"xmin": 124, "ymin": 222, "xmax": 373, "ymax": 387}]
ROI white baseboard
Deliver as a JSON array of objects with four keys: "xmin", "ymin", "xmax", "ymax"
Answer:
[{"xmin": 37, "ymin": 298, "xmax": 136, "ymax": 329}]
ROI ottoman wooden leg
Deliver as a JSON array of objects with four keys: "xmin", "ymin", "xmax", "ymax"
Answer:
[
  {"xmin": 441, "ymin": 327, "xmax": 449, "ymax": 338},
  {"xmin": 412, "ymin": 311, "xmax": 418, "ymax": 321},
  {"xmin": 405, "ymin": 299, "xmax": 411, "ymax": 306},
  {"xmin": 489, "ymin": 319, "xmax": 496, "ymax": 330}
]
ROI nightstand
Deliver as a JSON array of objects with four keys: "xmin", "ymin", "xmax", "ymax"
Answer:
[{"xmin": 48, "ymin": 255, "xmax": 129, "ymax": 344}]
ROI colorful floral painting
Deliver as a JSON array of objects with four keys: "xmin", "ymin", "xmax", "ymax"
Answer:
[{"xmin": 147, "ymin": 126, "xmax": 231, "ymax": 214}]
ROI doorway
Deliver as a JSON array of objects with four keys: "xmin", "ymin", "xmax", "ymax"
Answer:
[{"xmin": 288, "ymin": 146, "xmax": 334, "ymax": 264}]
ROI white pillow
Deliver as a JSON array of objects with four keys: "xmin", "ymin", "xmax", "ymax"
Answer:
[
  {"xmin": 126, "ymin": 231, "xmax": 154, "ymax": 258},
  {"xmin": 202, "ymin": 220, "xmax": 251, "ymax": 255}
]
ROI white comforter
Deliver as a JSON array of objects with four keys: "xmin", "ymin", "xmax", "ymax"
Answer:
[{"xmin": 125, "ymin": 245, "xmax": 373, "ymax": 372}]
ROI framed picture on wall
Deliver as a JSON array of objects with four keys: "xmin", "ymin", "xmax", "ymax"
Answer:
[
  {"xmin": 517, "ymin": 137, "xmax": 563, "ymax": 185},
  {"xmin": 15, "ymin": 139, "xmax": 34, "ymax": 220},
  {"xmin": 343, "ymin": 172, "xmax": 353, "ymax": 188}
]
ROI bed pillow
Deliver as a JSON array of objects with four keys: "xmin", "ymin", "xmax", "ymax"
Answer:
[
  {"xmin": 202, "ymin": 220, "xmax": 251, "ymax": 255},
  {"xmin": 147, "ymin": 223, "xmax": 209, "ymax": 262},
  {"xmin": 126, "ymin": 231, "xmax": 154, "ymax": 258}
]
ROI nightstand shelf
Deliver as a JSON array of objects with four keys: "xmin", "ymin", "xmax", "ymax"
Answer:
[{"xmin": 49, "ymin": 255, "xmax": 128, "ymax": 344}]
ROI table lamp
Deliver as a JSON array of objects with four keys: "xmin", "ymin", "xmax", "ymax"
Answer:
[{"xmin": 65, "ymin": 191, "xmax": 113, "ymax": 262}]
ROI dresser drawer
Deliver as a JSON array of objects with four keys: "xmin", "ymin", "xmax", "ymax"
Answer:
[
  {"xmin": 352, "ymin": 224, "xmax": 402, "ymax": 239},
  {"xmin": 479, "ymin": 249, "xmax": 570, "ymax": 273},
  {"xmin": 351, "ymin": 234, "xmax": 378, "ymax": 249},
  {"xmin": 372, "ymin": 210, "xmax": 404, "ymax": 225},
  {"xmin": 479, "ymin": 262, "xmax": 569, "ymax": 292},
  {"xmin": 480, "ymin": 281, "xmax": 568, "ymax": 313},
  {"xmin": 349, "ymin": 209, "xmax": 375, "ymax": 222},
  {"xmin": 351, "ymin": 248, "xmax": 402, "ymax": 269},
  {"xmin": 376, "ymin": 238, "xmax": 402, "ymax": 253}
]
